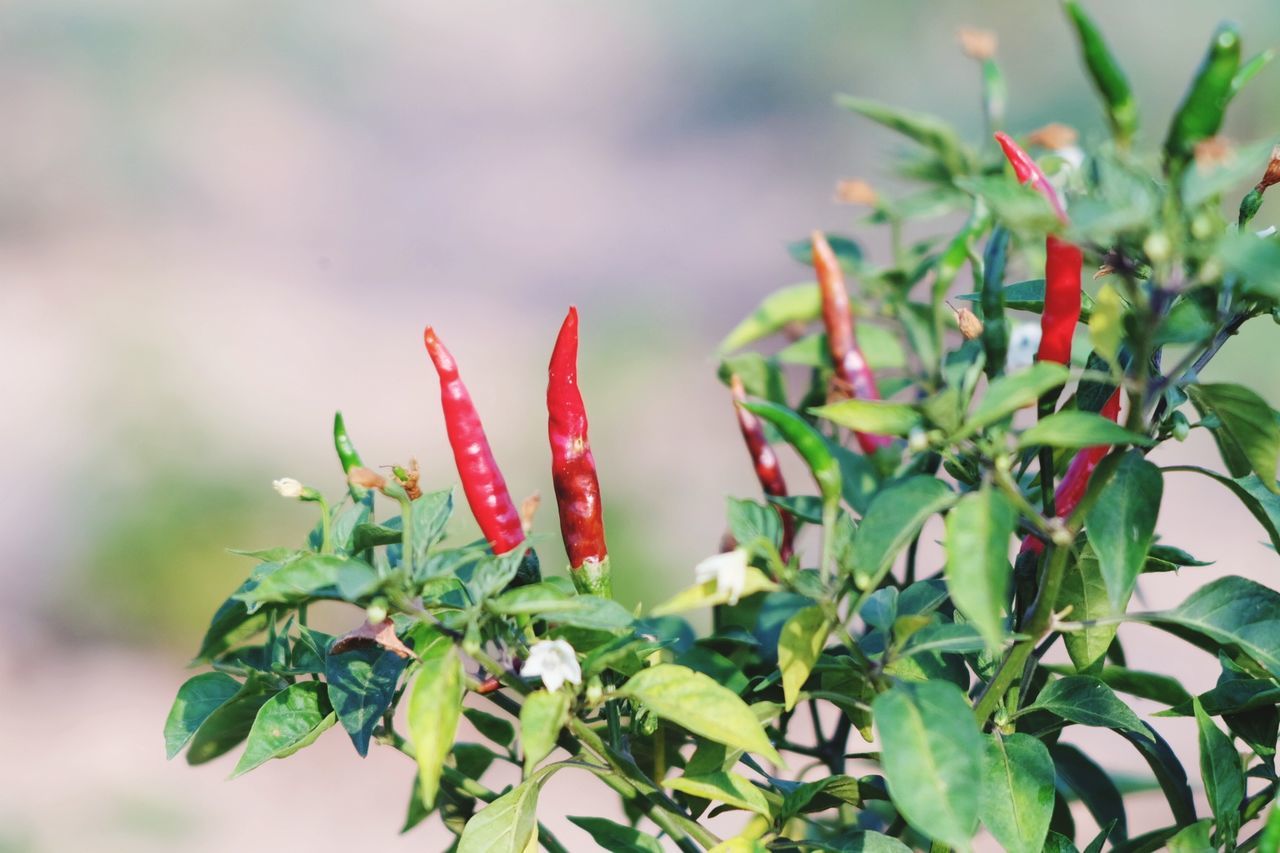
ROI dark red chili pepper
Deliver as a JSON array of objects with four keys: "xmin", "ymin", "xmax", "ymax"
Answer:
[
  {"xmin": 1020, "ymin": 388, "xmax": 1122, "ymax": 557},
  {"xmin": 811, "ymin": 231, "xmax": 894, "ymax": 455},
  {"xmin": 730, "ymin": 374, "xmax": 796, "ymax": 563},
  {"xmin": 548, "ymin": 307, "xmax": 612, "ymax": 597},
  {"xmin": 423, "ymin": 327, "xmax": 526, "ymax": 555},
  {"xmin": 994, "ymin": 133, "xmax": 1082, "ymax": 367}
]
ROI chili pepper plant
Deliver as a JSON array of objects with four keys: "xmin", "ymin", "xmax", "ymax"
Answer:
[{"xmin": 167, "ymin": 7, "xmax": 1280, "ymax": 852}]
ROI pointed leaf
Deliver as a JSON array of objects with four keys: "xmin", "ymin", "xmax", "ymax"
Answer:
[
  {"xmin": 1018, "ymin": 411, "xmax": 1152, "ymax": 450},
  {"xmin": 165, "ymin": 672, "xmax": 241, "ymax": 759},
  {"xmin": 1084, "ymin": 451, "xmax": 1162, "ymax": 610},
  {"xmin": 666, "ymin": 771, "xmax": 770, "ymax": 815},
  {"xmin": 457, "ymin": 767, "xmax": 557, "ymax": 853},
  {"xmin": 1149, "ymin": 575, "xmax": 1280, "ymax": 678},
  {"xmin": 945, "ymin": 487, "xmax": 1016, "ymax": 651},
  {"xmin": 873, "ymin": 681, "xmax": 983, "ymax": 849},
  {"xmin": 1024, "ymin": 675, "xmax": 1144, "ymax": 732},
  {"xmin": 958, "ymin": 363, "xmax": 1071, "ymax": 438},
  {"xmin": 1188, "ymin": 383, "xmax": 1280, "ymax": 490},
  {"xmin": 233, "ymin": 681, "xmax": 335, "ymax": 776},
  {"xmin": 811, "ymin": 400, "xmax": 923, "ymax": 437},
  {"xmin": 1194, "ymin": 698, "xmax": 1244, "ymax": 846},
  {"xmin": 567, "ymin": 817, "xmax": 663, "ymax": 853},
  {"xmin": 980, "ymin": 733, "xmax": 1054, "ymax": 853},
  {"xmin": 326, "ymin": 643, "xmax": 409, "ymax": 757},
  {"xmin": 778, "ymin": 606, "xmax": 830, "ymax": 711},
  {"xmin": 520, "ymin": 690, "xmax": 569, "ymax": 776},
  {"xmin": 852, "ymin": 476, "xmax": 955, "ymax": 590},
  {"xmin": 408, "ymin": 642, "xmax": 464, "ymax": 809}
]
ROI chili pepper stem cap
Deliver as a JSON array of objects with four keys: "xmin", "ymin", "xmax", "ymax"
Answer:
[{"xmin": 570, "ymin": 555, "xmax": 613, "ymax": 599}]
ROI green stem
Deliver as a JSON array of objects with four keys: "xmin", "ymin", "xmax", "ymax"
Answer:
[
  {"xmin": 820, "ymin": 501, "xmax": 838, "ymax": 586},
  {"xmin": 316, "ymin": 495, "xmax": 333, "ymax": 553}
]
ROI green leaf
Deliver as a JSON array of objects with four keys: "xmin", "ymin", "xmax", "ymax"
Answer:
[
  {"xmin": 489, "ymin": 583, "xmax": 574, "ymax": 616},
  {"xmin": 567, "ymin": 817, "xmax": 663, "ymax": 853},
  {"xmin": 1188, "ymin": 383, "xmax": 1280, "ymax": 491},
  {"xmin": 234, "ymin": 554, "xmax": 379, "ymax": 611},
  {"xmin": 1260, "ymin": 795, "xmax": 1280, "ymax": 853},
  {"xmin": 1018, "ymin": 411, "xmax": 1152, "ymax": 450},
  {"xmin": 958, "ymin": 279, "xmax": 1097, "ymax": 321},
  {"xmin": 779, "ymin": 775, "xmax": 864, "ymax": 822},
  {"xmin": 958, "ymin": 363, "xmax": 1071, "ymax": 438},
  {"xmin": 719, "ymin": 283, "xmax": 822, "ymax": 353},
  {"xmin": 852, "ymin": 476, "xmax": 955, "ymax": 591},
  {"xmin": 457, "ymin": 767, "xmax": 557, "ymax": 853},
  {"xmin": 520, "ymin": 690, "xmax": 569, "ymax": 776},
  {"xmin": 787, "ymin": 233, "xmax": 864, "ymax": 273},
  {"xmin": 810, "ymin": 399, "xmax": 923, "ymax": 437},
  {"xmin": 1024, "ymin": 675, "xmax": 1144, "ymax": 732},
  {"xmin": 873, "ymin": 681, "xmax": 983, "ymax": 849},
  {"xmin": 945, "ymin": 487, "xmax": 1016, "ymax": 651},
  {"xmin": 1084, "ymin": 451, "xmax": 1162, "ymax": 610},
  {"xmin": 1050, "ymin": 743, "xmax": 1127, "ymax": 842},
  {"xmin": 165, "ymin": 672, "xmax": 241, "ymax": 759},
  {"xmin": 1194, "ymin": 698, "xmax": 1244, "ymax": 847},
  {"xmin": 326, "ymin": 644, "xmax": 409, "ymax": 757},
  {"xmin": 619, "ymin": 664, "xmax": 781, "ymax": 763},
  {"xmin": 776, "ymin": 327, "xmax": 906, "ymax": 371},
  {"xmin": 1115, "ymin": 724, "xmax": 1197, "ymax": 827},
  {"xmin": 186, "ymin": 672, "xmax": 280, "ymax": 765},
  {"xmin": 537, "ymin": 595, "xmax": 635, "ymax": 632},
  {"xmin": 954, "ymin": 176, "xmax": 1061, "ymax": 236},
  {"xmin": 727, "ymin": 497, "xmax": 783, "ymax": 551},
  {"xmin": 666, "ymin": 771, "xmax": 770, "ymax": 815},
  {"xmin": 194, "ymin": 580, "xmax": 272, "ymax": 662},
  {"xmin": 351, "ymin": 519, "xmax": 402, "ymax": 552},
  {"xmin": 408, "ymin": 642, "xmax": 464, "ymax": 809},
  {"xmin": 1183, "ymin": 138, "xmax": 1278, "ymax": 206},
  {"xmin": 1167, "ymin": 820, "xmax": 1214, "ymax": 853},
  {"xmin": 464, "ymin": 708, "xmax": 516, "ymax": 748},
  {"xmin": 835, "ymin": 95, "xmax": 970, "ymax": 174},
  {"xmin": 232, "ymin": 681, "xmax": 335, "ymax": 776},
  {"xmin": 1221, "ymin": 233, "xmax": 1280, "ymax": 301},
  {"xmin": 979, "ymin": 733, "xmax": 1054, "ymax": 853},
  {"xmin": 650, "ymin": 567, "xmax": 778, "ymax": 615},
  {"xmin": 778, "ymin": 606, "xmax": 830, "ymax": 711},
  {"xmin": 407, "ymin": 489, "xmax": 454, "ymax": 572},
  {"xmin": 1076, "ymin": 666, "xmax": 1194, "ymax": 707},
  {"xmin": 1059, "ymin": 549, "xmax": 1119, "ymax": 671},
  {"xmin": 1088, "ymin": 283, "xmax": 1124, "ymax": 365},
  {"xmin": 1149, "ymin": 575, "xmax": 1280, "ymax": 678},
  {"xmin": 827, "ymin": 832, "xmax": 913, "ymax": 852}
]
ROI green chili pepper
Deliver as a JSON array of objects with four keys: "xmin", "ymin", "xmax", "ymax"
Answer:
[
  {"xmin": 1064, "ymin": 1, "xmax": 1138, "ymax": 147},
  {"xmin": 1165, "ymin": 22, "xmax": 1241, "ymax": 170},
  {"xmin": 740, "ymin": 401, "xmax": 842, "ymax": 507},
  {"xmin": 333, "ymin": 411, "xmax": 372, "ymax": 504},
  {"xmin": 980, "ymin": 226, "xmax": 1011, "ymax": 378}
]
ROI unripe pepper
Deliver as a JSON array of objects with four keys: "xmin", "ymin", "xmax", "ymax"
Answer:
[
  {"xmin": 1063, "ymin": 0, "xmax": 1138, "ymax": 147},
  {"xmin": 730, "ymin": 374, "xmax": 796, "ymax": 563},
  {"xmin": 333, "ymin": 411, "xmax": 372, "ymax": 504},
  {"xmin": 994, "ymin": 132, "xmax": 1082, "ymax": 367},
  {"xmin": 811, "ymin": 231, "xmax": 894, "ymax": 454},
  {"xmin": 1165, "ymin": 23, "xmax": 1241, "ymax": 171},
  {"xmin": 547, "ymin": 307, "xmax": 612, "ymax": 598},
  {"xmin": 423, "ymin": 327, "xmax": 526, "ymax": 555}
]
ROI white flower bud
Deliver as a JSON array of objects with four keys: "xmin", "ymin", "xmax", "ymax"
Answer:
[
  {"xmin": 272, "ymin": 477, "xmax": 304, "ymax": 499},
  {"xmin": 1006, "ymin": 323, "xmax": 1042, "ymax": 372},
  {"xmin": 694, "ymin": 548, "xmax": 749, "ymax": 605}
]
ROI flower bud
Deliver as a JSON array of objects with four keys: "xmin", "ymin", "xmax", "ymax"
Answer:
[
  {"xmin": 1170, "ymin": 411, "xmax": 1191, "ymax": 442},
  {"xmin": 366, "ymin": 599, "xmax": 388, "ymax": 626},
  {"xmin": 273, "ymin": 477, "xmax": 304, "ymax": 498},
  {"xmin": 955, "ymin": 306, "xmax": 983, "ymax": 341},
  {"xmin": 1143, "ymin": 232, "xmax": 1172, "ymax": 264},
  {"xmin": 957, "ymin": 27, "xmax": 997, "ymax": 61},
  {"xmin": 907, "ymin": 427, "xmax": 930, "ymax": 454}
]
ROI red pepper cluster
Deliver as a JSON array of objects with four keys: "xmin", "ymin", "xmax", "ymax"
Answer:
[{"xmin": 423, "ymin": 310, "xmax": 610, "ymax": 596}]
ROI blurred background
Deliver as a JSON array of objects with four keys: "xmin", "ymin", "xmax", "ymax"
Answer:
[{"xmin": 5, "ymin": 1, "xmax": 1280, "ymax": 850}]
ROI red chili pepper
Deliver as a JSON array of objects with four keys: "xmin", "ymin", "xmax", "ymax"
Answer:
[
  {"xmin": 1020, "ymin": 388, "xmax": 1122, "ymax": 556},
  {"xmin": 730, "ymin": 374, "xmax": 796, "ymax": 563},
  {"xmin": 548, "ymin": 307, "xmax": 612, "ymax": 597},
  {"xmin": 994, "ymin": 133, "xmax": 1082, "ymax": 366},
  {"xmin": 811, "ymin": 231, "xmax": 894, "ymax": 455},
  {"xmin": 423, "ymin": 327, "xmax": 526, "ymax": 555}
]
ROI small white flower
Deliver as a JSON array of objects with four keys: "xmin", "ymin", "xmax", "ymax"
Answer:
[
  {"xmin": 694, "ymin": 548, "xmax": 749, "ymax": 605},
  {"xmin": 1006, "ymin": 323, "xmax": 1042, "ymax": 372},
  {"xmin": 522, "ymin": 639, "xmax": 582, "ymax": 693},
  {"xmin": 272, "ymin": 477, "xmax": 304, "ymax": 498}
]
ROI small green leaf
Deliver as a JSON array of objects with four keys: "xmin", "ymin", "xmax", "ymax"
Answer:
[
  {"xmin": 778, "ymin": 606, "xmax": 830, "ymax": 711},
  {"xmin": 233, "ymin": 682, "xmax": 335, "ymax": 777},
  {"xmin": 1059, "ymin": 549, "xmax": 1119, "ymax": 671},
  {"xmin": 520, "ymin": 690, "xmax": 569, "ymax": 776},
  {"xmin": 165, "ymin": 672, "xmax": 241, "ymax": 759},
  {"xmin": 619, "ymin": 664, "xmax": 781, "ymax": 763},
  {"xmin": 567, "ymin": 817, "xmax": 663, "ymax": 853},
  {"xmin": 1167, "ymin": 820, "xmax": 1215, "ymax": 853},
  {"xmin": 407, "ymin": 489, "xmax": 454, "ymax": 572},
  {"xmin": 1188, "ymin": 383, "xmax": 1280, "ymax": 491},
  {"xmin": 836, "ymin": 95, "xmax": 970, "ymax": 174},
  {"xmin": 810, "ymin": 399, "xmax": 923, "ymax": 437},
  {"xmin": 873, "ymin": 681, "xmax": 983, "ymax": 849},
  {"xmin": 235, "ymin": 554, "xmax": 379, "ymax": 611},
  {"xmin": 979, "ymin": 733, "xmax": 1054, "ymax": 853},
  {"xmin": 1149, "ymin": 575, "xmax": 1280, "ymax": 678},
  {"xmin": 827, "ymin": 832, "xmax": 913, "ymax": 852},
  {"xmin": 787, "ymin": 233, "xmax": 864, "ymax": 273},
  {"xmin": 666, "ymin": 771, "xmax": 770, "ymax": 815},
  {"xmin": 326, "ymin": 644, "xmax": 409, "ymax": 757},
  {"xmin": 1084, "ymin": 451, "xmax": 1162, "ymax": 610},
  {"xmin": 457, "ymin": 766, "xmax": 557, "ymax": 853},
  {"xmin": 1018, "ymin": 411, "xmax": 1152, "ymax": 450},
  {"xmin": 408, "ymin": 642, "xmax": 463, "ymax": 810},
  {"xmin": 958, "ymin": 363, "xmax": 1071, "ymax": 438},
  {"xmin": 945, "ymin": 487, "xmax": 1016, "ymax": 652},
  {"xmin": 186, "ymin": 672, "xmax": 280, "ymax": 765},
  {"xmin": 727, "ymin": 497, "xmax": 783, "ymax": 551},
  {"xmin": 958, "ymin": 279, "xmax": 1096, "ymax": 321},
  {"xmin": 719, "ymin": 283, "xmax": 822, "ymax": 354},
  {"xmin": 852, "ymin": 477, "xmax": 955, "ymax": 590},
  {"xmin": 1260, "ymin": 795, "xmax": 1280, "ymax": 853},
  {"xmin": 1088, "ymin": 283, "xmax": 1124, "ymax": 365},
  {"xmin": 464, "ymin": 708, "xmax": 516, "ymax": 748},
  {"xmin": 1194, "ymin": 698, "xmax": 1244, "ymax": 846},
  {"xmin": 1024, "ymin": 675, "xmax": 1144, "ymax": 732},
  {"xmin": 489, "ymin": 583, "xmax": 573, "ymax": 615}
]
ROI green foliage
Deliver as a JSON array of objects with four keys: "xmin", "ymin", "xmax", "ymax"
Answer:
[{"xmin": 167, "ymin": 9, "xmax": 1280, "ymax": 852}]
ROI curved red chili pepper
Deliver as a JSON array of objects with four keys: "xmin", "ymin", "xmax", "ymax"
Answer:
[
  {"xmin": 730, "ymin": 374, "xmax": 796, "ymax": 563},
  {"xmin": 811, "ymin": 231, "xmax": 894, "ymax": 455},
  {"xmin": 548, "ymin": 308, "xmax": 608, "ymax": 573},
  {"xmin": 423, "ymin": 327, "xmax": 526, "ymax": 555},
  {"xmin": 994, "ymin": 133, "xmax": 1082, "ymax": 366},
  {"xmin": 1020, "ymin": 388, "xmax": 1122, "ymax": 557}
]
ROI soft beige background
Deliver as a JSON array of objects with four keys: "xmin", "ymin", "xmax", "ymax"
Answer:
[{"xmin": 4, "ymin": 1, "xmax": 1280, "ymax": 850}]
